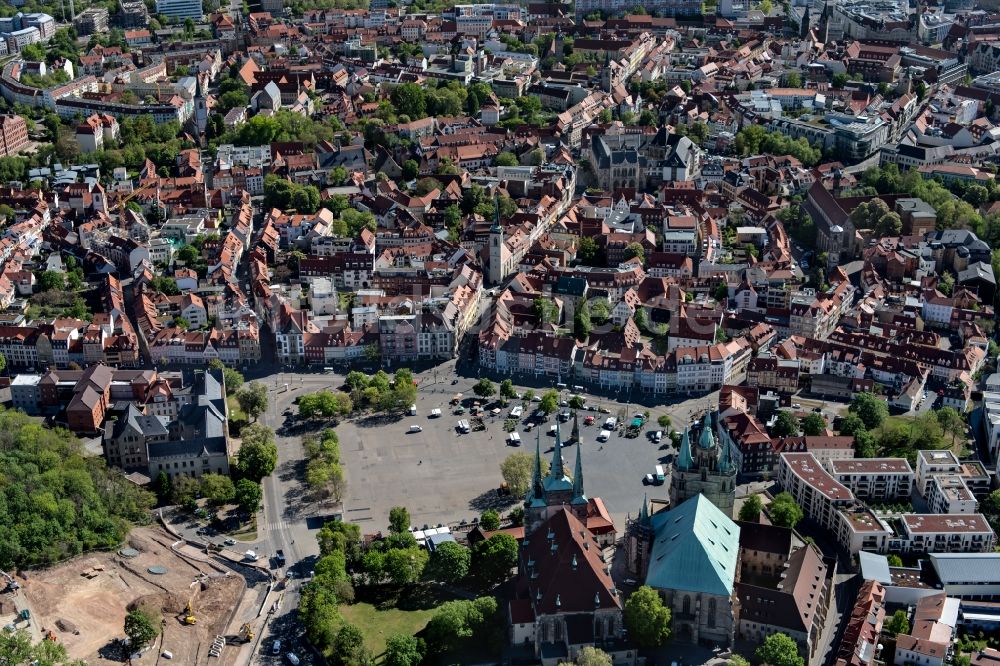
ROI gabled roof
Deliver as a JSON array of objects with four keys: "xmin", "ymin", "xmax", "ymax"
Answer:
[
  {"xmin": 518, "ymin": 508, "xmax": 621, "ymax": 616},
  {"xmin": 646, "ymin": 494, "xmax": 739, "ymax": 596}
]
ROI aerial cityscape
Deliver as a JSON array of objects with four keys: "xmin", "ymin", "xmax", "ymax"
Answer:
[{"xmin": 0, "ymin": 0, "xmax": 999, "ymax": 664}]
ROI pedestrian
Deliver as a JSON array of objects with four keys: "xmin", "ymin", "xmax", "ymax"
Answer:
[{"xmin": 419, "ymin": 460, "xmax": 423, "ymax": 465}]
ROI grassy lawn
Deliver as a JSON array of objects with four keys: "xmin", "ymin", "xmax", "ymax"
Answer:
[
  {"xmin": 341, "ymin": 584, "xmax": 457, "ymax": 658},
  {"xmin": 339, "ymin": 601, "xmax": 436, "ymax": 658}
]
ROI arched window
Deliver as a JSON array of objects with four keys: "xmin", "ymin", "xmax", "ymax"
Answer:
[
  {"xmin": 683, "ymin": 595, "xmax": 691, "ymax": 615},
  {"xmin": 708, "ymin": 598, "xmax": 717, "ymax": 628}
]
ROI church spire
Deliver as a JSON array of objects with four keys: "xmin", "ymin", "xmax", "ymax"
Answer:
[
  {"xmin": 551, "ymin": 420, "xmax": 565, "ymax": 479},
  {"xmin": 528, "ymin": 428, "xmax": 544, "ymax": 505},
  {"xmin": 571, "ymin": 444, "xmax": 586, "ymax": 504},
  {"xmin": 638, "ymin": 493, "xmax": 650, "ymax": 525},
  {"xmin": 698, "ymin": 411, "xmax": 715, "ymax": 449},
  {"xmin": 490, "ymin": 193, "xmax": 502, "ymax": 233},
  {"xmin": 677, "ymin": 426, "xmax": 694, "ymax": 471}
]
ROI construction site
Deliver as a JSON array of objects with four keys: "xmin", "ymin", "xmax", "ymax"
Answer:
[{"xmin": 3, "ymin": 527, "xmax": 273, "ymax": 665}]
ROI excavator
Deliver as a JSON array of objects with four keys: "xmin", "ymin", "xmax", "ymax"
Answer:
[
  {"xmin": 224, "ymin": 623, "xmax": 254, "ymax": 645},
  {"xmin": 181, "ymin": 596, "xmax": 197, "ymax": 625}
]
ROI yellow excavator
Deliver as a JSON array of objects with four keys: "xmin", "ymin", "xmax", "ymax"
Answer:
[{"xmin": 181, "ymin": 597, "xmax": 197, "ymax": 625}]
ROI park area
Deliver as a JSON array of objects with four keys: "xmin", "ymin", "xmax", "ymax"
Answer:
[{"xmin": 16, "ymin": 527, "xmax": 252, "ymax": 665}]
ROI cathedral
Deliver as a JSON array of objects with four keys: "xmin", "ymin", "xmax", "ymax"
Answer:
[
  {"xmin": 621, "ymin": 409, "xmax": 741, "ymax": 648},
  {"xmin": 523, "ymin": 421, "xmax": 589, "ymax": 536},
  {"xmin": 669, "ymin": 409, "xmax": 737, "ymax": 518}
]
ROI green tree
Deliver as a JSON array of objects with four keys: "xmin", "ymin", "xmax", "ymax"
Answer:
[
  {"xmin": 738, "ymin": 494, "xmax": 763, "ymax": 522},
  {"xmin": 885, "ymin": 609, "xmax": 910, "ymax": 635},
  {"xmin": 800, "ymin": 413, "xmax": 827, "ymax": 436},
  {"xmin": 772, "ymin": 411, "xmax": 800, "ymax": 437},
  {"xmin": 501, "ymin": 452, "xmax": 550, "ymax": 497},
  {"xmin": 426, "ymin": 541, "xmax": 470, "ymax": 584},
  {"xmin": 499, "ymin": 379, "xmax": 518, "ymax": 402},
  {"xmin": 623, "ymin": 585, "xmax": 672, "ymax": 648},
  {"xmin": 887, "ymin": 554, "xmax": 904, "ymax": 566},
  {"xmin": 832, "ymin": 73, "xmax": 848, "ymax": 89},
  {"xmin": 768, "ymin": 492, "xmax": 804, "ymax": 529},
  {"xmin": 124, "ymin": 607, "xmax": 160, "ymax": 652},
  {"xmin": 390, "ymin": 82, "xmax": 427, "ymax": 119},
  {"xmin": 472, "ymin": 533, "xmax": 518, "ymax": 584},
  {"xmin": 729, "ymin": 656, "xmax": 751, "ymax": 666},
  {"xmin": 785, "ymin": 71, "xmax": 802, "ymax": 87},
  {"xmin": 623, "ymin": 242, "xmax": 645, "ymax": 263},
  {"xmin": 495, "ymin": 151, "xmax": 519, "ymax": 167},
  {"xmin": 533, "ymin": 298, "xmax": 559, "ymax": 324},
  {"xmin": 331, "ymin": 624, "xmax": 371, "ymax": 666},
  {"xmin": 38, "ymin": 271, "xmax": 66, "ymax": 292},
  {"xmin": 480, "ymin": 509, "xmax": 500, "ymax": 531},
  {"xmin": 0, "ymin": 628, "xmax": 85, "ymax": 665},
  {"xmin": 473, "ymin": 378, "xmax": 496, "ymax": 399},
  {"xmin": 756, "ymin": 632, "xmax": 803, "ymax": 666},
  {"xmin": 981, "ymin": 489, "xmax": 1000, "ymax": 515},
  {"xmin": 578, "ymin": 236, "xmax": 600, "ymax": 265},
  {"xmin": 572, "ymin": 646, "xmax": 614, "ymax": 666},
  {"xmin": 234, "ymin": 478, "xmax": 262, "ymax": 515},
  {"xmin": 574, "ymin": 302, "xmax": 592, "ymax": 340},
  {"xmin": 936, "ymin": 406, "xmax": 965, "ymax": 448},
  {"xmin": 222, "ymin": 367, "xmax": 244, "ymax": 395},
  {"xmin": 389, "ymin": 506, "xmax": 410, "ymax": 533},
  {"xmin": 837, "ymin": 415, "xmax": 867, "ymax": 437},
  {"xmin": 849, "ymin": 393, "xmax": 888, "ymax": 430},
  {"xmin": 236, "ymin": 381, "xmax": 268, "ymax": 421},
  {"xmin": 384, "ymin": 633, "xmax": 423, "ymax": 666},
  {"xmin": 384, "ymin": 547, "xmax": 428, "ymax": 585},
  {"xmin": 236, "ymin": 423, "xmax": 277, "ymax": 481},
  {"xmin": 200, "ymin": 473, "xmax": 235, "ymax": 504},
  {"xmin": 402, "ymin": 159, "xmax": 419, "ymax": 180},
  {"xmin": 539, "ymin": 389, "xmax": 560, "ymax": 415},
  {"xmin": 657, "ymin": 414, "xmax": 672, "ymax": 429}
]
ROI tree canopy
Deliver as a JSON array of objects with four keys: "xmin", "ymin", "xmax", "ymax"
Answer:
[
  {"xmin": 623, "ymin": 585, "xmax": 672, "ymax": 648},
  {"xmin": 756, "ymin": 632, "xmax": 804, "ymax": 666},
  {"xmin": 0, "ymin": 408, "xmax": 153, "ymax": 569},
  {"xmin": 501, "ymin": 452, "xmax": 550, "ymax": 497},
  {"xmin": 768, "ymin": 492, "xmax": 804, "ymax": 529}
]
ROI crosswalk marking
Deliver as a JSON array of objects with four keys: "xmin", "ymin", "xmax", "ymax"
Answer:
[{"xmin": 258, "ymin": 520, "xmax": 290, "ymax": 531}]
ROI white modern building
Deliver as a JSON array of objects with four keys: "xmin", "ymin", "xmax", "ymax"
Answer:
[{"xmin": 827, "ymin": 458, "xmax": 914, "ymax": 501}]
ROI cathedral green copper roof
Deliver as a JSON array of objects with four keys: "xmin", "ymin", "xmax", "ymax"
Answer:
[{"xmin": 645, "ymin": 494, "xmax": 740, "ymax": 597}]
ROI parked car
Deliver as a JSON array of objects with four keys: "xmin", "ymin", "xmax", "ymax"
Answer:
[{"xmin": 408, "ymin": 425, "xmax": 423, "ymax": 433}]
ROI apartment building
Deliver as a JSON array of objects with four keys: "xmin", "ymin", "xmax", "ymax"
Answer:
[
  {"xmin": 916, "ymin": 450, "xmax": 991, "ymax": 498},
  {"xmin": 827, "ymin": 459, "xmax": 914, "ymax": 502},
  {"xmin": 927, "ymin": 475, "xmax": 978, "ymax": 515},
  {"xmin": 155, "ymin": 0, "xmax": 203, "ymax": 19},
  {"xmin": 0, "ymin": 114, "xmax": 28, "ymax": 158},
  {"xmin": 894, "ymin": 514, "xmax": 995, "ymax": 555}
]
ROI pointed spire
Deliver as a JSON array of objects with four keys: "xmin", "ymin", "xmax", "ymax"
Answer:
[
  {"xmin": 638, "ymin": 493, "xmax": 650, "ymax": 525},
  {"xmin": 677, "ymin": 426, "xmax": 694, "ymax": 471},
  {"xmin": 551, "ymin": 420, "xmax": 565, "ymax": 479},
  {"xmin": 698, "ymin": 411, "xmax": 715, "ymax": 449},
  {"xmin": 719, "ymin": 432, "xmax": 734, "ymax": 474},
  {"xmin": 571, "ymin": 444, "xmax": 587, "ymax": 504},
  {"xmin": 490, "ymin": 193, "xmax": 502, "ymax": 232},
  {"xmin": 528, "ymin": 428, "xmax": 544, "ymax": 504}
]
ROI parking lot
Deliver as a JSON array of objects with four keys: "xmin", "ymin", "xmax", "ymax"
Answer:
[{"xmin": 337, "ymin": 378, "xmax": 712, "ymax": 530}]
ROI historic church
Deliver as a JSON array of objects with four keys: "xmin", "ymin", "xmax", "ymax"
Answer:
[
  {"xmin": 622, "ymin": 410, "xmax": 740, "ymax": 648},
  {"xmin": 670, "ymin": 409, "xmax": 737, "ymax": 517},
  {"xmin": 508, "ymin": 424, "xmax": 635, "ymax": 665}
]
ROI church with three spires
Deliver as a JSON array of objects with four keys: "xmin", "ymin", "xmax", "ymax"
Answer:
[{"xmin": 508, "ymin": 422, "xmax": 633, "ymax": 665}]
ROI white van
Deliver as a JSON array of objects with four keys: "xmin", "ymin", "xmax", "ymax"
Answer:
[
  {"xmin": 409, "ymin": 404, "xmax": 417, "ymax": 416},
  {"xmin": 430, "ymin": 408, "xmax": 442, "ymax": 418},
  {"xmin": 556, "ymin": 382, "xmax": 567, "ymax": 389},
  {"xmin": 508, "ymin": 432, "xmax": 521, "ymax": 446},
  {"xmin": 457, "ymin": 420, "xmax": 471, "ymax": 433},
  {"xmin": 605, "ymin": 417, "xmax": 617, "ymax": 429},
  {"xmin": 597, "ymin": 429, "xmax": 611, "ymax": 442},
  {"xmin": 655, "ymin": 465, "xmax": 666, "ymax": 483},
  {"xmin": 510, "ymin": 405, "xmax": 523, "ymax": 418},
  {"xmin": 272, "ymin": 640, "xmax": 281, "ymax": 655},
  {"xmin": 408, "ymin": 424, "xmax": 422, "ymax": 433},
  {"xmin": 653, "ymin": 430, "xmax": 663, "ymax": 443}
]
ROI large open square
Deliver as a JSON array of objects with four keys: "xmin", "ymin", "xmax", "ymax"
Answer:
[{"xmin": 330, "ymin": 372, "xmax": 715, "ymax": 530}]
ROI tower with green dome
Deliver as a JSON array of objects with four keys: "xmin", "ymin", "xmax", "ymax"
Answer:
[
  {"xmin": 524, "ymin": 421, "xmax": 590, "ymax": 535},
  {"xmin": 668, "ymin": 408, "xmax": 736, "ymax": 518}
]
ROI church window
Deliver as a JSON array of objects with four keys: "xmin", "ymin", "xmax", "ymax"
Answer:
[
  {"xmin": 708, "ymin": 599, "xmax": 717, "ymax": 628},
  {"xmin": 682, "ymin": 595, "xmax": 691, "ymax": 615}
]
